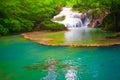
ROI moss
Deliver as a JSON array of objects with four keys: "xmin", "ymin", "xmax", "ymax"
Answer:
[
  {"xmin": 51, "ymin": 16, "xmax": 65, "ymax": 21},
  {"xmin": 42, "ymin": 31, "xmax": 65, "ymax": 44},
  {"xmin": 105, "ymin": 32, "xmax": 120, "ymax": 39}
]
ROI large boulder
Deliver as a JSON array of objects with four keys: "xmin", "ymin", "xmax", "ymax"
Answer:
[{"xmin": 87, "ymin": 10, "xmax": 109, "ymax": 28}]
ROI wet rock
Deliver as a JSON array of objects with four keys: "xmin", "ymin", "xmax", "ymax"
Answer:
[{"xmin": 87, "ymin": 10, "xmax": 109, "ymax": 28}]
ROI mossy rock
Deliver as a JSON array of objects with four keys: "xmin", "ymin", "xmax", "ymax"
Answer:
[{"xmin": 102, "ymin": 11, "xmax": 120, "ymax": 32}]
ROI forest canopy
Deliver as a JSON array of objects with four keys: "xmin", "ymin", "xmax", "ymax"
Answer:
[{"xmin": 0, "ymin": 0, "xmax": 120, "ymax": 35}]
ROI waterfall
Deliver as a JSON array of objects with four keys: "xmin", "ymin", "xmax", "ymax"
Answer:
[
  {"xmin": 53, "ymin": 7, "xmax": 90, "ymax": 29},
  {"xmin": 62, "ymin": 13, "xmax": 89, "ymax": 28},
  {"xmin": 53, "ymin": 7, "xmax": 92, "ymax": 42}
]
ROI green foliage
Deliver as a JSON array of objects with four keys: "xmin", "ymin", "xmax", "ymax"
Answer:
[
  {"xmin": 0, "ymin": 0, "xmax": 120, "ymax": 35},
  {"xmin": 41, "ymin": 21, "xmax": 65, "ymax": 31},
  {"xmin": 110, "ymin": 0, "xmax": 120, "ymax": 12},
  {"xmin": 0, "ymin": 25, "xmax": 9, "ymax": 35},
  {"xmin": 72, "ymin": 0, "xmax": 120, "ymax": 32},
  {"xmin": 105, "ymin": 32, "xmax": 120, "ymax": 39},
  {"xmin": 0, "ymin": 0, "xmax": 64, "ymax": 35},
  {"xmin": 102, "ymin": 11, "xmax": 120, "ymax": 32}
]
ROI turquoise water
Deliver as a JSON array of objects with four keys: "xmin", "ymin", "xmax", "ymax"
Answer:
[{"xmin": 0, "ymin": 35, "xmax": 120, "ymax": 80}]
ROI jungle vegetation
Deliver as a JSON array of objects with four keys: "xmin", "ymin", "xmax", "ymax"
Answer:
[{"xmin": 0, "ymin": 0, "xmax": 120, "ymax": 35}]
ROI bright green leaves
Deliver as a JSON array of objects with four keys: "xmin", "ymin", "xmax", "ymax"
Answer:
[
  {"xmin": 0, "ymin": 0, "xmax": 67, "ymax": 35},
  {"xmin": 0, "ymin": 0, "xmax": 120, "ymax": 35}
]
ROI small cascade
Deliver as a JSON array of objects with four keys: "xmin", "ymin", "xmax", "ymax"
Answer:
[
  {"xmin": 62, "ymin": 12, "xmax": 89, "ymax": 28},
  {"xmin": 53, "ymin": 7, "xmax": 92, "ymax": 42},
  {"xmin": 53, "ymin": 7, "xmax": 90, "ymax": 29},
  {"xmin": 63, "ymin": 13, "xmax": 83, "ymax": 28}
]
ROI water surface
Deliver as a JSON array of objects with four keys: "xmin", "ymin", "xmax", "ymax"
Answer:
[
  {"xmin": 65, "ymin": 28, "xmax": 113, "ymax": 43},
  {"xmin": 0, "ymin": 35, "xmax": 120, "ymax": 80}
]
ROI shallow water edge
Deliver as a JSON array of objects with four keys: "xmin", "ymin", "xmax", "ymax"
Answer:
[{"xmin": 22, "ymin": 31, "xmax": 120, "ymax": 47}]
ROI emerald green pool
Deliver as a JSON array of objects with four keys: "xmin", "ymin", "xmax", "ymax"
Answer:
[{"xmin": 0, "ymin": 35, "xmax": 120, "ymax": 80}]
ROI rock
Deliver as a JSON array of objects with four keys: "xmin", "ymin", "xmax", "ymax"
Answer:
[{"xmin": 87, "ymin": 9, "xmax": 109, "ymax": 28}]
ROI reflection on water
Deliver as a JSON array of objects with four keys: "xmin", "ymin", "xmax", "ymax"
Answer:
[
  {"xmin": 65, "ymin": 28, "xmax": 91, "ymax": 42},
  {"xmin": 64, "ymin": 28, "xmax": 113, "ymax": 43}
]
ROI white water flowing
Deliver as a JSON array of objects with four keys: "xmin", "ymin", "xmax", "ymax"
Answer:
[
  {"xmin": 53, "ymin": 7, "xmax": 92, "ymax": 42},
  {"xmin": 53, "ymin": 7, "xmax": 89, "ymax": 29}
]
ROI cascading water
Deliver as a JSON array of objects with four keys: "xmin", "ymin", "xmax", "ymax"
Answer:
[
  {"xmin": 63, "ymin": 12, "xmax": 90, "ymax": 28},
  {"xmin": 53, "ymin": 7, "xmax": 89, "ymax": 29},
  {"xmin": 53, "ymin": 7, "xmax": 92, "ymax": 42}
]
